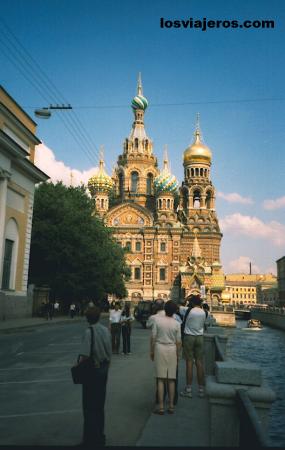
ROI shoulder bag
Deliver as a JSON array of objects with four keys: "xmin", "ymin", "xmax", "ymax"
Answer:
[
  {"xmin": 71, "ymin": 326, "xmax": 95, "ymax": 384},
  {"xmin": 181, "ymin": 307, "xmax": 192, "ymax": 341}
]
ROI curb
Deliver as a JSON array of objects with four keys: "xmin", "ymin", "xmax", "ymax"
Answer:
[{"xmin": 0, "ymin": 318, "xmax": 86, "ymax": 333}]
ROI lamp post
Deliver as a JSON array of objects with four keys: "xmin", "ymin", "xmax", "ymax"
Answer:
[{"xmin": 34, "ymin": 104, "xmax": 72, "ymax": 119}]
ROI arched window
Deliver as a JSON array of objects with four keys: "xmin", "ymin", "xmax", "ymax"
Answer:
[
  {"xmin": 167, "ymin": 199, "xmax": 170, "ymax": 208},
  {"xmin": 131, "ymin": 171, "xmax": 139, "ymax": 193},
  {"xmin": 193, "ymin": 189, "xmax": 201, "ymax": 208},
  {"xmin": 195, "ymin": 168, "xmax": 199, "ymax": 177},
  {"xmin": 145, "ymin": 139, "xmax": 149, "ymax": 150},
  {"xmin": 191, "ymin": 168, "xmax": 194, "ymax": 177},
  {"xmin": 146, "ymin": 173, "xmax": 153, "ymax": 195},
  {"xmin": 200, "ymin": 168, "xmax": 203, "ymax": 177},
  {"xmin": 206, "ymin": 191, "xmax": 211, "ymax": 209},
  {"xmin": 119, "ymin": 172, "xmax": 124, "ymax": 198},
  {"xmin": 101, "ymin": 199, "xmax": 104, "ymax": 209},
  {"xmin": 134, "ymin": 138, "xmax": 139, "ymax": 149}
]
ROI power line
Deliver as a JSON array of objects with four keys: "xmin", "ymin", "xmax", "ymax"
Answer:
[{"xmin": 0, "ymin": 18, "xmax": 111, "ymax": 171}]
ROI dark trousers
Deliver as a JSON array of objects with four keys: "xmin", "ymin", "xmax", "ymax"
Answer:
[
  {"xmin": 122, "ymin": 325, "xmax": 131, "ymax": 354},
  {"xmin": 111, "ymin": 323, "xmax": 121, "ymax": 353},
  {"xmin": 82, "ymin": 364, "xmax": 109, "ymax": 447}
]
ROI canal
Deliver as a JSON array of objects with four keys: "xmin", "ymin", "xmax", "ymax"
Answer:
[{"xmin": 223, "ymin": 319, "xmax": 285, "ymax": 447}]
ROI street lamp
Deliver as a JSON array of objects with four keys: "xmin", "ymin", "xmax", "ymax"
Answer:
[{"xmin": 34, "ymin": 104, "xmax": 72, "ymax": 119}]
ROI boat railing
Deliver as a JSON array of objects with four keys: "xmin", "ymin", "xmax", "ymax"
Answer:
[{"xmin": 236, "ymin": 389, "xmax": 269, "ymax": 447}]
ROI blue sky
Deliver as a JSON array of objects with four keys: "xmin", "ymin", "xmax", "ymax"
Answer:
[{"xmin": 1, "ymin": 0, "xmax": 284, "ymax": 274}]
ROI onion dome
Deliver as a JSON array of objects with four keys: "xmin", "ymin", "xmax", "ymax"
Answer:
[
  {"xmin": 184, "ymin": 115, "xmax": 212, "ymax": 164},
  {"xmin": 131, "ymin": 72, "xmax": 148, "ymax": 111},
  {"xmin": 88, "ymin": 158, "xmax": 113, "ymax": 195},
  {"xmin": 154, "ymin": 152, "xmax": 179, "ymax": 194}
]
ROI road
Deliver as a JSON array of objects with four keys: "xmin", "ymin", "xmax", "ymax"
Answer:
[{"xmin": 0, "ymin": 317, "xmax": 155, "ymax": 446}]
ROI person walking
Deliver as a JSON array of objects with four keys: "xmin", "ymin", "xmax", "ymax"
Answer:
[
  {"xmin": 70, "ymin": 302, "xmax": 76, "ymax": 318},
  {"xmin": 54, "ymin": 301, "xmax": 60, "ymax": 316},
  {"xmin": 109, "ymin": 302, "xmax": 122, "ymax": 354},
  {"xmin": 179, "ymin": 295, "xmax": 206, "ymax": 399},
  {"xmin": 120, "ymin": 304, "xmax": 134, "ymax": 355},
  {"xmin": 78, "ymin": 305, "xmax": 112, "ymax": 447},
  {"xmin": 150, "ymin": 300, "xmax": 181, "ymax": 415}
]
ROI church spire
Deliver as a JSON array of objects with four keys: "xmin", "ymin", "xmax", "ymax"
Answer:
[
  {"xmin": 137, "ymin": 72, "xmax": 143, "ymax": 96},
  {"xmin": 163, "ymin": 145, "xmax": 169, "ymax": 171},
  {"xmin": 192, "ymin": 233, "xmax": 202, "ymax": 258}
]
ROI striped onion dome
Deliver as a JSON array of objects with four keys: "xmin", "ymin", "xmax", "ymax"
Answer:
[
  {"xmin": 88, "ymin": 160, "xmax": 114, "ymax": 195},
  {"xmin": 131, "ymin": 94, "xmax": 148, "ymax": 111},
  {"xmin": 154, "ymin": 158, "xmax": 179, "ymax": 194}
]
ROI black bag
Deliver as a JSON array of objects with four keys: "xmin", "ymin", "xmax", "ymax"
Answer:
[{"xmin": 71, "ymin": 326, "xmax": 95, "ymax": 384}]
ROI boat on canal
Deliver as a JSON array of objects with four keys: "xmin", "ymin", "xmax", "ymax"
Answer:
[{"xmin": 246, "ymin": 319, "xmax": 263, "ymax": 330}]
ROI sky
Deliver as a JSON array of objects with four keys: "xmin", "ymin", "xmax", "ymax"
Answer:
[{"xmin": 1, "ymin": 0, "xmax": 284, "ymax": 275}]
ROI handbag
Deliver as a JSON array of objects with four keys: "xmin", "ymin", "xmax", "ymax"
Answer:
[{"xmin": 71, "ymin": 326, "xmax": 95, "ymax": 384}]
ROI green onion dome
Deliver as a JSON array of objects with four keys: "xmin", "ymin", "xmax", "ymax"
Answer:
[
  {"xmin": 131, "ymin": 94, "xmax": 148, "ymax": 111},
  {"xmin": 88, "ymin": 160, "xmax": 114, "ymax": 195},
  {"xmin": 154, "ymin": 160, "xmax": 179, "ymax": 194}
]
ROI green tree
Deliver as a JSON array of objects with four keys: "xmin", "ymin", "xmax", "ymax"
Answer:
[{"xmin": 29, "ymin": 182, "xmax": 130, "ymax": 307}]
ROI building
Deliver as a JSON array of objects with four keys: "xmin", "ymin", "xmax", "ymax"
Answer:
[
  {"xmin": 88, "ymin": 76, "xmax": 225, "ymax": 304},
  {"xmin": 277, "ymin": 256, "xmax": 285, "ymax": 306},
  {"xmin": 0, "ymin": 86, "xmax": 49, "ymax": 319},
  {"xmin": 225, "ymin": 273, "xmax": 277, "ymax": 305}
]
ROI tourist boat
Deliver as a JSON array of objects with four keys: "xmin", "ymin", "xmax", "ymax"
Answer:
[{"xmin": 247, "ymin": 319, "xmax": 263, "ymax": 330}]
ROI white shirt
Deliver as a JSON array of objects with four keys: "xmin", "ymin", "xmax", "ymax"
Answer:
[
  {"xmin": 109, "ymin": 309, "xmax": 122, "ymax": 323},
  {"xmin": 54, "ymin": 302, "xmax": 59, "ymax": 310},
  {"xmin": 152, "ymin": 315, "xmax": 181, "ymax": 345},
  {"xmin": 180, "ymin": 306, "xmax": 206, "ymax": 336},
  {"xmin": 146, "ymin": 310, "xmax": 165, "ymax": 329}
]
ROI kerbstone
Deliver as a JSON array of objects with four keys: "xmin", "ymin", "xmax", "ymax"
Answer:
[{"xmin": 215, "ymin": 361, "xmax": 262, "ymax": 386}]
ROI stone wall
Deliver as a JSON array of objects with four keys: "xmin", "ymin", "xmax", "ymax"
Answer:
[
  {"xmin": 0, "ymin": 286, "xmax": 33, "ymax": 320},
  {"xmin": 211, "ymin": 311, "xmax": 236, "ymax": 327}
]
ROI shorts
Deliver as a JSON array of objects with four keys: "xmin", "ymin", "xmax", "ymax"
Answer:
[{"xmin": 183, "ymin": 335, "xmax": 204, "ymax": 361}]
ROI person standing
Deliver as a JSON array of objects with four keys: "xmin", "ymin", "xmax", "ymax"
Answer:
[
  {"xmin": 78, "ymin": 306, "xmax": 112, "ymax": 447},
  {"xmin": 109, "ymin": 302, "xmax": 122, "ymax": 354},
  {"xmin": 150, "ymin": 300, "xmax": 181, "ymax": 415},
  {"xmin": 70, "ymin": 302, "xmax": 76, "ymax": 318},
  {"xmin": 54, "ymin": 301, "xmax": 60, "ymax": 316},
  {"xmin": 120, "ymin": 304, "xmax": 134, "ymax": 355},
  {"xmin": 180, "ymin": 295, "xmax": 206, "ymax": 399}
]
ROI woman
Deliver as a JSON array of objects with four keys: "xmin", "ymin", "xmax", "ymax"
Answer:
[
  {"xmin": 120, "ymin": 304, "xmax": 134, "ymax": 355},
  {"xmin": 150, "ymin": 300, "xmax": 182, "ymax": 415}
]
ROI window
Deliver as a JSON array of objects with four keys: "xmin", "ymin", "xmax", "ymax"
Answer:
[
  {"xmin": 119, "ymin": 173, "xmax": 124, "ymax": 198},
  {"xmin": 2, "ymin": 239, "xmax": 14, "ymax": 289},
  {"xmin": 160, "ymin": 242, "xmax": 166, "ymax": 252},
  {"xmin": 146, "ymin": 173, "xmax": 153, "ymax": 195},
  {"xmin": 134, "ymin": 267, "xmax": 141, "ymax": 280},
  {"xmin": 159, "ymin": 268, "xmax": 166, "ymax": 281},
  {"xmin": 135, "ymin": 241, "xmax": 141, "ymax": 252},
  {"xmin": 125, "ymin": 241, "xmax": 131, "ymax": 252},
  {"xmin": 131, "ymin": 171, "xmax": 139, "ymax": 193}
]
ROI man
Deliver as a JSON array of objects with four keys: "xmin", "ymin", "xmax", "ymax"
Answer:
[
  {"xmin": 180, "ymin": 295, "xmax": 206, "ymax": 398},
  {"xmin": 109, "ymin": 302, "xmax": 122, "ymax": 354},
  {"xmin": 79, "ymin": 306, "xmax": 112, "ymax": 447}
]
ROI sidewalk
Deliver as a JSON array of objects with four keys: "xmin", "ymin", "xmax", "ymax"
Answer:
[
  {"xmin": 136, "ymin": 362, "xmax": 210, "ymax": 447},
  {"xmin": 0, "ymin": 315, "xmax": 85, "ymax": 333}
]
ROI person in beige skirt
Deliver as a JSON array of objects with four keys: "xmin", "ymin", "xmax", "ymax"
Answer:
[{"xmin": 150, "ymin": 301, "xmax": 182, "ymax": 414}]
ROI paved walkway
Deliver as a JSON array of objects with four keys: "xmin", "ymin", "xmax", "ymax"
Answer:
[{"xmin": 0, "ymin": 315, "xmax": 211, "ymax": 447}]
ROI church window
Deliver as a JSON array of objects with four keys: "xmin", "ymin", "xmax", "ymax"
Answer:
[
  {"xmin": 134, "ymin": 267, "xmax": 141, "ymax": 280},
  {"xmin": 200, "ymin": 168, "xmax": 203, "ymax": 176},
  {"xmin": 125, "ymin": 241, "xmax": 131, "ymax": 252},
  {"xmin": 193, "ymin": 189, "xmax": 201, "ymax": 208},
  {"xmin": 160, "ymin": 242, "xmax": 166, "ymax": 252},
  {"xmin": 159, "ymin": 268, "xmax": 166, "ymax": 281},
  {"xmin": 147, "ymin": 173, "xmax": 153, "ymax": 195},
  {"xmin": 167, "ymin": 199, "xmax": 170, "ymax": 208},
  {"xmin": 195, "ymin": 168, "xmax": 199, "ymax": 177},
  {"xmin": 135, "ymin": 241, "xmax": 141, "ymax": 252},
  {"xmin": 119, "ymin": 173, "xmax": 124, "ymax": 198},
  {"xmin": 191, "ymin": 168, "xmax": 194, "ymax": 177},
  {"xmin": 206, "ymin": 191, "xmax": 211, "ymax": 209},
  {"xmin": 145, "ymin": 139, "xmax": 149, "ymax": 150},
  {"xmin": 131, "ymin": 171, "xmax": 139, "ymax": 193},
  {"xmin": 101, "ymin": 199, "xmax": 104, "ymax": 209},
  {"xmin": 134, "ymin": 138, "xmax": 139, "ymax": 149}
]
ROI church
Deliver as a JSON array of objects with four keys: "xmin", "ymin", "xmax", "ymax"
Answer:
[{"xmin": 88, "ymin": 76, "xmax": 225, "ymax": 305}]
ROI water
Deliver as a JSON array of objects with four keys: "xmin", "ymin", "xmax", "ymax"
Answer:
[{"xmin": 222, "ymin": 320, "xmax": 285, "ymax": 447}]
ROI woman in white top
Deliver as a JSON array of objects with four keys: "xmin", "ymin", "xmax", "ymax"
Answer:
[{"xmin": 150, "ymin": 301, "xmax": 182, "ymax": 415}]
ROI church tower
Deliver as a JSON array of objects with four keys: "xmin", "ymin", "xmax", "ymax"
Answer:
[
  {"xmin": 88, "ymin": 150, "xmax": 114, "ymax": 217},
  {"xmin": 113, "ymin": 74, "xmax": 159, "ymax": 210}
]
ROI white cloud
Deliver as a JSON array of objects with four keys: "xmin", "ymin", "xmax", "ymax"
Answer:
[
  {"xmin": 263, "ymin": 196, "xmax": 285, "ymax": 210},
  {"xmin": 228, "ymin": 256, "xmax": 260, "ymax": 274},
  {"xmin": 217, "ymin": 191, "xmax": 253, "ymax": 205},
  {"xmin": 220, "ymin": 213, "xmax": 285, "ymax": 246},
  {"xmin": 34, "ymin": 143, "xmax": 98, "ymax": 186}
]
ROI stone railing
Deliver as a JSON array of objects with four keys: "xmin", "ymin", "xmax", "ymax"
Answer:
[{"xmin": 204, "ymin": 330, "xmax": 276, "ymax": 447}]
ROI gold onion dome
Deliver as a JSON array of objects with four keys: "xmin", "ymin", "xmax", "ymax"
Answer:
[
  {"xmin": 88, "ymin": 159, "xmax": 114, "ymax": 195},
  {"xmin": 184, "ymin": 125, "xmax": 212, "ymax": 164}
]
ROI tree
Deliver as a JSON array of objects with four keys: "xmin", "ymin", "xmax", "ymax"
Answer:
[{"xmin": 29, "ymin": 182, "xmax": 130, "ymax": 306}]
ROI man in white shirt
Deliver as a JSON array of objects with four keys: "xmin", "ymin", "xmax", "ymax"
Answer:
[
  {"xmin": 180, "ymin": 295, "xmax": 206, "ymax": 398},
  {"xmin": 109, "ymin": 302, "xmax": 122, "ymax": 354}
]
